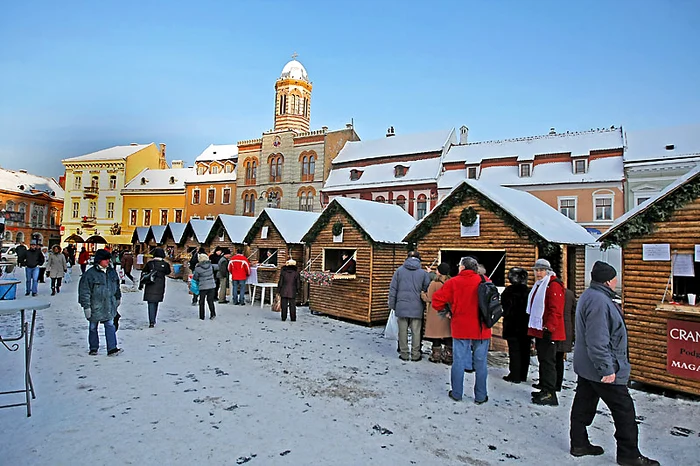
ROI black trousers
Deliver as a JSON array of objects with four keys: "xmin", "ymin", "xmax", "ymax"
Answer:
[
  {"xmin": 198, "ymin": 288, "xmax": 216, "ymax": 319},
  {"xmin": 281, "ymin": 297, "xmax": 296, "ymax": 321},
  {"xmin": 570, "ymin": 376, "xmax": 640, "ymax": 460},
  {"xmin": 507, "ymin": 337, "xmax": 532, "ymax": 382},
  {"xmin": 555, "ymin": 351, "xmax": 567, "ymax": 390},
  {"xmin": 535, "ymin": 336, "xmax": 557, "ymax": 391},
  {"xmin": 50, "ymin": 277, "xmax": 63, "ymax": 290}
]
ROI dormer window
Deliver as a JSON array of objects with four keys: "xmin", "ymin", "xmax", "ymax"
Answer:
[
  {"xmin": 394, "ymin": 165, "xmax": 409, "ymax": 178},
  {"xmin": 665, "ymin": 144, "xmax": 675, "ymax": 151},
  {"xmin": 467, "ymin": 166, "xmax": 478, "ymax": 179},
  {"xmin": 519, "ymin": 163, "xmax": 532, "ymax": 178},
  {"xmin": 140, "ymin": 177, "xmax": 148, "ymax": 185},
  {"xmin": 350, "ymin": 169, "xmax": 363, "ymax": 181},
  {"xmin": 197, "ymin": 166, "xmax": 206, "ymax": 175},
  {"xmin": 573, "ymin": 159, "xmax": 587, "ymax": 174},
  {"xmin": 169, "ymin": 176, "xmax": 176, "ymax": 184}
]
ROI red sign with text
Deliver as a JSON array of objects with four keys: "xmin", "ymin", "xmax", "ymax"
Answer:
[{"xmin": 667, "ymin": 318, "xmax": 700, "ymax": 381}]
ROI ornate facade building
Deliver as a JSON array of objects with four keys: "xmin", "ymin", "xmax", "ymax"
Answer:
[
  {"xmin": 235, "ymin": 57, "xmax": 359, "ymax": 216},
  {"xmin": 184, "ymin": 144, "xmax": 238, "ymax": 220}
]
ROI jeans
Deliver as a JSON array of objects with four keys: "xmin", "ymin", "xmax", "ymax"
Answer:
[
  {"xmin": 218, "ymin": 277, "xmax": 229, "ymax": 302},
  {"xmin": 451, "ymin": 338, "xmax": 489, "ymax": 401},
  {"xmin": 397, "ymin": 317, "xmax": 422, "ymax": 360},
  {"xmin": 199, "ymin": 288, "xmax": 216, "ymax": 319},
  {"xmin": 25, "ymin": 266, "xmax": 40, "ymax": 294},
  {"xmin": 89, "ymin": 319, "xmax": 117, "ymax": 352},
  {"xmin": 281, "ymin": 297, "xmax": 296, "ymax": 321},
  {"xmin": 570, "ymin": 376, "xmax": 641, "ymax": 460},
  {"xmin": 148, "ymin": 302, "xmax": 159, "ymax": 325},
  {"xmin": 232, "ymin": 279, "xmax": 246, "ymax": 304},
  {"xmin": 507, "ymin": 337, "xmax": 532, "ymax": 382},
  {"xmin": 535, "ymin": 335, "xmax": 557, "ymax": 392}
]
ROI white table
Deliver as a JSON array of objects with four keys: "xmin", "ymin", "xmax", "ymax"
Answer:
[
  {"xmin": 250, "ymin": 283, "xmax": 277, "ymax": 308},
  {"xmin": 0, "ymin": 298, "xmax": 50, "ymax": 417}
]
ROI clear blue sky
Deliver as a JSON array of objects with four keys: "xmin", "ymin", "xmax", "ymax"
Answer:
[{"xmin": 1, "ymin": 0, "xmax": 699, "ymax": 179}]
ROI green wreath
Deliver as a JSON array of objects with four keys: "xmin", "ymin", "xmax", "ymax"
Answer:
[
  {"xmin": 460, "ymin": 207, "xmax": 478, "ymax": 227},
  {"xmin": 332, "ymin": 221, "xmax": 343, "ymax": 236}
]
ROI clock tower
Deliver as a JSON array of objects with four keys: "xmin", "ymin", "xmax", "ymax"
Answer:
[{"xmin": 274, "ymin": 54, "xmax": 312, "ymax": 133}]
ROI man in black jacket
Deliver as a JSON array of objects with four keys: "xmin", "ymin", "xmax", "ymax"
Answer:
[
  {"xmin": 24, "ymin": 241, "xmax": 45, "ymax": 296},
  {"xmin": 501, "ymin": 267, "xmax": 531, "ymax": 384}
]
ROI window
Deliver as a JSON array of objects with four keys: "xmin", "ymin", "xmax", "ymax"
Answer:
[
  {"xmin": 519, "ymin": 163, "xmax": 531, "ymax": 177},
  {"xmin": 574, "ymin": 159, "xmax": 587, "ymax": 174},
  {"xmin": 72, "ymin": 201, "xmax": 80, "ymax": 219},
  {"xmin": 350, "ymin": 169, "xmax": 363, "ymax": 181},
  {"xmin": 634, "ymin": 191, "xmax": 658, "ymax": 206},
  {"xmin": 225, "ymin": 164, "xmax": 233, "ymax": 174},
  {"xmin": 109, "ymin": 175, "xmax": 117, "ymax": 189},
  {"xmin": 375, "ymin": 195, "xmax": 386, "ymax": 203},
  {"xmin": 636, "ymin": 196, "xmax": 651, "ymax": 206},
  {"xmin": 88, "ymin": 201, "xmax": 96, "ymax": 218},
  {"xmin": 394, "ymin": 165, "xmax": 408, "ymax": 178},
  {"xmin": 207, "ymin": 188, "xmax": 215, "ymax": 204},
  {"xmin": 243, "ymin": 193, "xmax": 256, "ymax": 216},
  {"xmin": 467, "ymin": 167, "xmax": 478, "ymax": 179},
  {"xmin": 192, "ymin": 189, "xmax": 200, "ymax": 204},
  {"xmin": 269, "ymin": 154, "xmax": 284, "ymax": 182},
  {"xmin": 74, "ymin": 175, "xmax": 82, "ymax": 189},
  {"xmin": 395, "ymin": 195, "xmax": 407, "ymax": 210},
  {"xmin": 245, "ymin": 159, "xmax": 258, "ymax": 184},
  {"xmin": 259, "ymin": 248, "xmax": 278, "ymax": 266},
  {"xmin": 298, "ymin": 193, "xmax": 307, "ymax": 211},
  {"xmin": 558, "ymin": 197, "xmax": 576, "ymax": 221},
  {"xmin": 197, "ymin": 166, "xmax": 206, "ymax": 175},
  {"xmin": 300, "ymin": 152, "xmax": 316, "ymax": 182},
  {"xmin": 279, "ymin": 94, "xmax": 287, "ymax": 114},
  {"xmin": 129, "ymin": 209, "xmax": 137, "ymax": 226},
  {"xmin": 91, "ymin": 175, "xmax": 99, "ymax": 188},
  {"xmin": 107, "ymin": 201, "xmax": 115, "ymax": 219},
  {"xmin": 594, "ymin": 195, "xmax": 613, "ymax": 221},
  {"xmin": 174, "ymin": 209, "xmax": 183, "ymax": 223},
  {"xmin": 160, "ymin": 209, "xmax": 168, "ymax": 225},
  {"xmin": 417, "ymin": 194, "xmax": 427, "ymax": 219},
  {"xmin": 222, "ymin": 188, "xmax": 231, "ymax": 204},
  {"xmin": 144, "ymin": 209, "xmax": 151, "ymax": 226},
  {"xmin": 323, "ymin": 249, "xmax": 357, "ymax": 276},
  {"xmin": 211, "ymin": 165, "xmax": 219, "ymax": 174},
  {"xmin": 50, "ymin": 208, "xmax": 58, "ymax": 227}
]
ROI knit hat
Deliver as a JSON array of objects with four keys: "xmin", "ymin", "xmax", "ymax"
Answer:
[
  {"xmin": 198, "ymin": 253, "xmax": 209, "ymax": 263},
  {"xmin": 153, "ymin": 248, "xmax": 166, "ymax": 258},
  {"xmin": 591, "ymin": 261, "xmax": 617, "ymax": 283},
  {"xmin": 286, "ymin": 259, "xmax": 296, "ymax": 266},
  {"xmin": 533, "ymin": 258, "xmax": 553, "ymax": 271},
  {"xmin": 94, "ymin": 249, "xmax": 111, "ymax": 264},
  {"xmin": 437, "ymin": 262, "xmax": 450, "ymax": 276}
]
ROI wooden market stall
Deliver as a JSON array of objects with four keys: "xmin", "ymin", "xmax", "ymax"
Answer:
[
  {"xmin": 243, "ymin": 208, "xmax": 320, "ymax": 302},
  {"xmin": 130, "ymin": 227, "xmax": 150, "ymax": 270},
  {"xmin": 403, "ymin": 180, "xmax": 593, "ymax": 349},
  {"xmin": 144, "ymin": 225, "xmax": 167, "ymax": 251},
  {"xmin": 599, "ymin": 166, "xmax": 700, "ymax": 395},
  {"xmin": 180, "ymin": 219, "xmax": 215, "ymax": 275},
  {"xmin": 301, "ymin": 197, "xmax": 417, "ymax": 325},
  {"xmin": 160, "ymin": 222, "xmax": 187, "ymax": 277}
]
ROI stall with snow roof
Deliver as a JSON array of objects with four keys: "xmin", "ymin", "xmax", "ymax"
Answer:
[
  {"xmin": 161, "ymin": 222, "xmax": 187, "ymax": 260},
  {"xmin": 180, "ymin": 219, "xmax": 215, "ymax": 274},
  {"xmin": 144, "ymin": 225, "xmax": 167, "ymax": 250},
  {"xmin": 243, "ymin": 208, "xmax": 320, "ymax": 302},
  {"xmin": 404, "ymin": 180, "xmax": 594, "ymax": 347},
  {"xmin": 598, "ymin": 167, "xmax": 700, "ymax": 395},
  {"xmin": 206, "ymin": 214, "xmax": 256, "ymax": 256},
  {"xmin": 130, "ymin": 226, "xmax": 150, "ymax": 269},
  {"xmin": 301, "ymin": 197, "xmax": 416, "ymax": 324}
]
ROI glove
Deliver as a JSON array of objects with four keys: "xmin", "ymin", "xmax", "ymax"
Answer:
[{"xmin": 83, "ymin": 308, "xmax": 91, "ymax": 320}]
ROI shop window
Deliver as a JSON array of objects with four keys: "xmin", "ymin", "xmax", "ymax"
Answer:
[
  {"xmin": 323, "ymin": 249, "xmax": 357, "ymax": 276},
  {"xmin": 438, "ymin": 249, "xmax": 507, "ymax": 287},
  {"xmin": 258, "ymin": 248, "xmax": 278, "ymax": 267}
]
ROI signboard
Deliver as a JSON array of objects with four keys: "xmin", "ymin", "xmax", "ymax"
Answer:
[
  {"xmin": 460, "ymin": 215, "xmax": 481, "ymax": 237},
  {"xmin": 3, "ymin": 211, "xmax": 25, "ymax": 222},
  {"xmin": 59, "ymin": 225, "xmax": 65, "ymax": 236},
  {"xmin": 642, "ymin": 243, "xmax": 670, "ymax": 261},
  {"xmin": 667, "ymin": 319, "xmax": 700, "ymax": 381},
  {"xmin": 673, "ymin": 254, "xmax": 695, "ymax": 277}
]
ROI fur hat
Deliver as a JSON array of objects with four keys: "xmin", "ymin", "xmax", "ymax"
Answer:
[
  {"xmin": 94, "ymin": 249, "xmax": 111, "ymax": 264},
  {"xmin": 437, "ymin": 262, "xmax": 450, "ymax": 276},
  {"xmin": 508, "ymin": 267, "xmax": 528, "ymax": 285},
  {"xmin": 198, "ymin": 253, "xmax": 209, "ymax": 263},
  {"xmin": 153, "ymin": 247, "xmax": 166, "ymax": 258},
  {"xmin": 533, "ymin": 258, "xmax": 553, "ymax": 271},
  {"xmin": 591, "ymin": 261, "xmax": 617, "ymax": 283},
  {"xmin": 286, "ymin": 258, "xmax": 296, "ymax": 266}
]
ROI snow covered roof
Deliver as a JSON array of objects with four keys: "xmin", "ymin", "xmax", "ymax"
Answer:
[
  {"xmin": 195, "ymin": 144, "xmax": 238, "ymax": 162},
  {"xmin": 279, "ymin": 59, "xmax": 309, "ymax": 81},
  {"xmin": 63, "ymin": 144, "xmax": 153, "ymax": 162},
  {"xmin": 187, "ymin": 219, "xmax": 215, "ymax": 243},
  {"xmin": 123, "ymin": 168, "xmax": 193, "ymax": 191},
  {"xmin": 323, "ymin": 157, "xmax": 442, "ymax": 192},
  {"xmin": 332, "ymin": 129, "xmax": 454, "ymax": 165},
  {"xmin": 437, "ymin": 169, "xmax": 466, "ymax": 190},
  {"xmin": 624, "ymin": 124, "xmax": 700, "ymax": 163},
  {"xmin": 0, "ymin": 167, "xmax": 64, "ymax": 199},
  {"xmin": 164, "ymin": 223, "xmax": 187, "ymax": 243},
  {"xmin": 407, "ymin": 180, "xmax": 595, "ymax": 245},
  {"xmin": 147, "ymin": 225, "xmax": 167, "ymax": 243},
  {"xmin": 185, "ymin": 172, "xmax": 237, "ymax": 183},
  {"xmin": 132, "ymin": 227, "xmax": 149, "ymax": 243},
  {"xmin": 306, "ymin": 197, "xmax": 416, "ymax": 244},
  {"xmin": 215, "ymin": 215, "xmax": 257, "ymax": 244},
  {"xmin": 600, "ymin": 165, "xmax": 700, "ymax": 241},
  {"xmin": 444, "ymin": 128, "xmax": 624, "ymax": 164},
  {"xmin": 260, "ymin": 208, "xmax": 320, "ymax": 244}
]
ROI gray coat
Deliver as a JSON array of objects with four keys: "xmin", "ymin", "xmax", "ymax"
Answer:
[
  {"xmin": 217, "ymin": 256, "xmax": 230, "ymax": 280},
  {"xmin": 388, "ymin": 257, "xmax": 431, "ymax": 319},
  {"xmin": 574, "ymin": 282, "xmax": 631, "ymax": 385},
  {"xmin": 193, "ymin": 260, "xmax": 216, "ymax": 291},
  {"xmin": 46, "ymin": 251, "xmax": 67, "ymax": 278},
  {"xmin": 78, "ymin": 266, "xmax": 121, "ymax": 323}
]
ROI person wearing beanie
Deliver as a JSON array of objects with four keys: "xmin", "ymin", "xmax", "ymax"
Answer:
[
  {"xmin": 78, "ymin": 249, "xmax": 122, "ymax": 356},
  {"xmin": 193, "ymin": 253, "xmax": 217, "ymax": 320},
  {"xmin": 216, "ymin": 248, "xmax": 232, "ymax": 304},
  {"xmin": 501, "ymin": 267, "xmax": 531, "ymax": 383},
  {"xmin": 569, "ymin": 263, "xmax": 658, "ymax": 465},
  {"xmin": 140, "ymin": 247, "xmax": 171, "ymax": 328},
  {"xmin": 527, "ymin": 258, "xmax": 566, "ymax": 406},
  {"xmin": 277, "ymin": 257, "xmax": 301, "ymax": 321},
  {"xmin": 24, "ymin": 241, "xmax": 45, "ymax": 296},
  {"xmin": 422, "ymin": 262, "xmax": 453, "ymax": 364}
]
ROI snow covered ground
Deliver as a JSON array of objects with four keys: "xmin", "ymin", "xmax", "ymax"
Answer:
[{"xmin": 1, "ymin": 270, "xmax": 699, "ymax": 465}]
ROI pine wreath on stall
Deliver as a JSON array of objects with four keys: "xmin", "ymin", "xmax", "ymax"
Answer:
[
  {"xmin": 332, "ymin": 221, "xmax": 343, "ymax": 236},
  {"xmin": 460, "ymin": 206, "xmax": 478, "ymax": 227}
]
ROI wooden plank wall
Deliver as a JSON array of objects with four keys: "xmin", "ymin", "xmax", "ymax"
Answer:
[
  {"xmin": 370, "ymin": 244, "xmax": 408, "ymax": 324},
  {"xmin": 623, "ymin": 198, "xmax": 700, "ymax": 395},
  {"xmin": 308, "ymin": 212, "xmax": 372, "ymax": 323}
]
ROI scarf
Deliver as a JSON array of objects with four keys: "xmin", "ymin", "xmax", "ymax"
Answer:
[{"xmin": 526, "ymin": 271, "xmax": 555, "ymax": 330}]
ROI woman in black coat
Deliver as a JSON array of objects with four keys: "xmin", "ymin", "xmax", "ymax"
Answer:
[
  {"xmin": 140, "ymin": 248, "xmax": 171, "ymax": 328},
  {"xmin": 501, "ymin": 267, "xmax": 531, "ymax": 383},
  {"xmin": 277, "ymin": 259, "xmax": 301, "ymax": 322},
  {"xmin": 554, "ymin": 288, "xmax": 576, "ymax": 390}
]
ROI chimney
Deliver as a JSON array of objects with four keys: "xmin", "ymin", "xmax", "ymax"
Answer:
[
  {"xmin": 549, "ymin": 127, "xmax": 556, "ymax": 135},
  {"xmin": 171, "ymin": 160, "xmax": 184, "ymax": 169},
  {"xmin": 321, "ymin": 126, "xmax": 328, "ymax": 133},
  {"xmin": 130, "ymin": 142, "xmax": 139, "ymax": 146},
  {"xmin": 346, "ymin": 123, "xmax": 353, "ymax": 129},
  {"xmin": 386, "ymin": 126, "xmax": 395, "ymax": 137},
  {"xmin": 19, "ymin": 169, "xmax": 28, "ymax": 173},
  {"xmin": 460, "ymin": 126, "xmax": 469, "ymax": 144},
  {"xmin": 159, "ymin": 143, "xmax": 166, "ymax": 157}
]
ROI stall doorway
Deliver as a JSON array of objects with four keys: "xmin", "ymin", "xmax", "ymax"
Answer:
[{"xmin": 439, "ymin": 249, "xmax": 506, "ymax": 287}]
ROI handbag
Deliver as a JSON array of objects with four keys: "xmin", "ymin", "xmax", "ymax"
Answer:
[
  {"xmin": 272, "ymin": 294, "xmax": 281, "ymax": 312},
  {"xmin": 139, "ymin": 269, "xmax": 156, "ymax": 288},
  {"xmin": 189, "ymin": 278, "xmax": 200, "ymax": 296}
]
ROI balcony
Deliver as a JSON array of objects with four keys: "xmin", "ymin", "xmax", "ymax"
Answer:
[
  {"xmin": 81, "ymin": 216, "xmax": 97, "ymax": 227},
  {"xmin": 83, "ymin": 186, "xmax": 99, "ymax": 198}
]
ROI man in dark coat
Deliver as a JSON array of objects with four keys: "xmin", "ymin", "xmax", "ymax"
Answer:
[
  {"xmin": 388, "ymin": 251, "xmax": 430, "ymax": 361},
  {"xmin": 121, "ymin": 250, "xmax": 134, "ymax": 283},
  {"xmin": 569, "ymin": 261, "xmax": 658, "ymax": 466},
  {"xmin": 24, "ymin": 240, "xmax": 45, "ymax": 296},
  {"xmin": 140, "ymin": 247, "xmax": 171, "ymax": 328},
  {"xmin": 555, "ymin": 288, "xmax": 577, "ymax": 391},
  {"xmin": 209, "ymin": 246, "xmax": 223, "ymax": 297},
  {"xmin": 15, "ymin": 241, "xmax": 27, "ymax": 267},
  {"xmin": 78, "ymin": 249, "xmax": 122, "ymax": 355},
  {"xmin": 501, "ymin": 267, "xmax": 531, "ymax": 384},
  {"xmin": 277, "ymin": 258, "xmax": 301, "ymax": 321},
  {"xmin": 216, "ymin": 248, "xmax": 231, "ymax": 304}
]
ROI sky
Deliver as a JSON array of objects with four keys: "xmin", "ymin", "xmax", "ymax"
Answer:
[{"xmin": 1, "ymin": 0, "xmax": 699, "ymax": 179}]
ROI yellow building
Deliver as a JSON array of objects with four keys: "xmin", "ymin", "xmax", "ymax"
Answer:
[
  {"xmin": 61, "ymin": 143, "xmax": 167, "ymax": 246},
  {"xmin": 121, "ymin": 167, "xmax": 193, "ymax": 237}
]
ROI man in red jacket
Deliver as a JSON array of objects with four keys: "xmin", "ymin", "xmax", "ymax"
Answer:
[
  {"xmin": 227, "ymin": 248, "xmax": 251, "ymax": 305},
  {"xmin": 432, "ymin": 256, "xmax": 491, "ymax": 404},
  {"xmin": 526, "ymin": 258, "xmax": 566, "ymax": 406}
]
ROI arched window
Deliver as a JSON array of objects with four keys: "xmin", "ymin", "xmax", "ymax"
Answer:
[
  {"xmin": 308, "ymin": 155, "xmax": 315, "ymax": 177},
  {"xmin": 396, "ymin": 195, "xmax": 406, "ymax": 210},
  {"xmin": 5, "ymin": 200, "xmax": 14, "ymax": 212},
  {"xmin": 244, "ymin": 158, "xmax": 258, "ymax": 184},
  {"xmin": 270, "ymin": 160, "xmax": 277, "ymax": 181},
  {"xmin": 416, "ymin": 194, "xmax": 427, "ymax": 220},
  {"xmin": 276, "ymin": 157, "xmax": 283, "ymax": 180},
  {"xmin": 269, "ymin": 155, "xmax": 283, "ymax": 182},
  {"xmin": 16, "ymin": 232, "xmax": 24, "ymax": 244},
  {"xmin": 298, "ymin": 192, "xmax": 307, "ymax": 210},
  {"xmin": 300, "ymin": 152, "xmax": 316, "ymax": 182},
  {"xmin": 375, "ymin": 196, "xmax": 386, "ymax": 203},
  {"xmin": 244, "ymin": 194, "xmax": 250, "ymax": 214},
  {"xmin": 4, "ymin": 230, "xmax": 11, "ymax": 241},
  {"xmin": 280, "ymin": 94, "xmax": 287, "ymax": 115},
  {"xmin": 302, "ymin": 156, "xmax": 308, "ymax": 176},
  {"xmin": 291, "ymin": 95, "xmax": 297, "ymax": 114}
]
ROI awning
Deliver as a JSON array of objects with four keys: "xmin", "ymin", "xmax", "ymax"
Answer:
[
  {"xmin": 85, "ymin": 235, "xmax": 107, "ymax": 244},
  {"xmin": 64, "ymin": 234, "xmax": 85, "ymax": 243},
  {"xmin": 101, "ymin": 234, "xmax": 133, "ymax": 245}
]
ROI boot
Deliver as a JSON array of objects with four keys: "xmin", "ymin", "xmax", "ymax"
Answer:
[
  {"xmin": 532, "ymin": 390, "xmax": 558, "ymax": 406},
  {"xmin": 429, "ymin": 347, "xmax": 442, "ymax": 363},
  {"xmin": 442, "ymin": 346, "xmax": 453, "ymax": 365},
  {"xmin": 51, "ymin": 288, "xmax": 56, "ymax": 296},
  {"xmin": 56, "ymin": 286, "xmax": 60, "ymax": 293}
]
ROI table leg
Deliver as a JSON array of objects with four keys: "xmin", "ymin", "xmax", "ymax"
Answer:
[
  {"xmin": 27, "ymin": 311, "xmax": 36, "ymax": 399},
  {"xmin": 23, "ymin": 316, "xmax": 31, "ymax": 417},
  {"xmin": 260, "ymin": 287, "xmax": 265, "ymax": 308}
]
